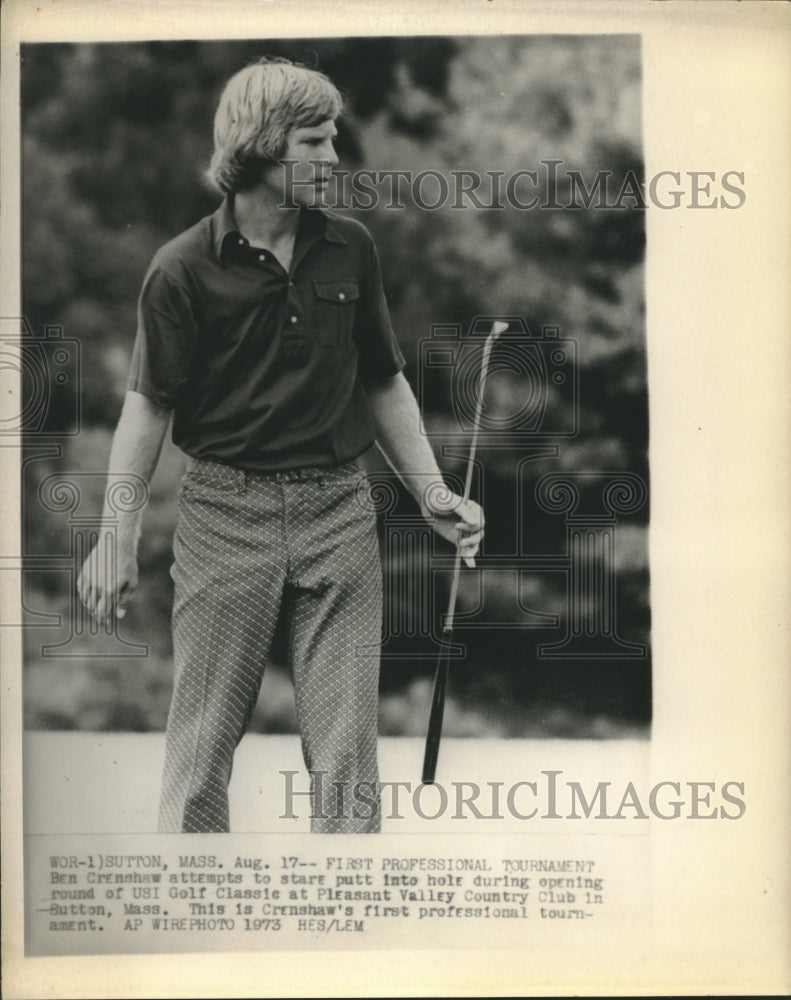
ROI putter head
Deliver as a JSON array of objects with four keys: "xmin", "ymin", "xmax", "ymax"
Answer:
[{"xmin": 490, "ymin": 320, "xmax": 509, "ymax": 340}]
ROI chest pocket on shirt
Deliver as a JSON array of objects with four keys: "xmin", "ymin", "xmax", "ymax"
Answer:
[{"xmin": 312, "ymin": 280, "xmax": 360, "ymax": 353}]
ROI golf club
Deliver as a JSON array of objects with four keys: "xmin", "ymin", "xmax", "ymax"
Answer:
[{"xmin": 421, "ymin": 319, "xmax": 508, "ymax": 784}]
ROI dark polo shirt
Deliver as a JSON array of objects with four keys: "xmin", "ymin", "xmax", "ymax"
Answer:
[{"xmin": 128, "ymin": 198, "xmax": 405, "ymax": 471}]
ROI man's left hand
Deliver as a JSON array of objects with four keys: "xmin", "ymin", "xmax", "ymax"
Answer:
[{"xmin": 420, "ymin": 485, "xmax": 485, "ymax": 568}]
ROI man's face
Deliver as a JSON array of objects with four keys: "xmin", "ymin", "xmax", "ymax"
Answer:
[{"xmin": 262, "ymin": 118, "xmax": 339, "ymax": 208}]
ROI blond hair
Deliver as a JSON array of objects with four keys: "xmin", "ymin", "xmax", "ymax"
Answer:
[{"xmin": 207, "ymin": 57, "xmax": 343, "ymax": 194}]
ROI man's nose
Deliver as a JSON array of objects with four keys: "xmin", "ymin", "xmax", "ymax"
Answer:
[{"xmin": 323, "ymin": 141, "xmax": 339, "ymax": 167}]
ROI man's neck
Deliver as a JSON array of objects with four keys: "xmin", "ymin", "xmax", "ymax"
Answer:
[{"xmin": 233, "ymin": 188, "xmax": 300, "ymax": 250}]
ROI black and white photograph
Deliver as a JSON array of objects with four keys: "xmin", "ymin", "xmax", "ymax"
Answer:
[
  {"xmin": 2, "ymin": 1, "xmax": 789, "ymax": 997},
  {"xmin": 18, "ymin": 32, "xmax": 650, "ymax": 830}
]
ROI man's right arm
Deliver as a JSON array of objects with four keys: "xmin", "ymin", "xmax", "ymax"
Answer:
[{"xmin": 77, "ymin": 390, "xmax": 172, "ymax": 624}]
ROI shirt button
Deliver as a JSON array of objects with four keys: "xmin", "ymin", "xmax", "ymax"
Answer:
[
  {"xmin": 258, "ymin": 254, "xmax": 266, "ymax": 262},
  {"xmin": 338, "ymin": 291, "xmax": 346, "ymax": 301},
  {"xmin": 237, "ymin": 238, "xmax": 244, "ymax": 245},
  {"xmin": 290, "ymin": 315, "xmax": 298, "ymax": 324}
]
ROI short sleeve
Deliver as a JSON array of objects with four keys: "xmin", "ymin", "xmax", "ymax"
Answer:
[
  {"xmin": 127, "ymin": 265, "xmax": 197, "ymax": 408},
  {"xmin": 354, "ymin": 238, "xmax": 406, "ymax": 386}
]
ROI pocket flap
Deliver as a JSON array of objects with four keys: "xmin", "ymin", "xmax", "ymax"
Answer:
[{"xmin": 313, "ymin": 280, "xmax": 360, "ymax": 303}]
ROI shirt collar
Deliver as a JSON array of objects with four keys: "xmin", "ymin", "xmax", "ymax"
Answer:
[{"xmin": 212, "ymin": 197, "xmax": 346, "ymax": 265}]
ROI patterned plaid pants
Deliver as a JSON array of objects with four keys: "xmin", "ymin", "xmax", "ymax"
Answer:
[{"xmin": 158, "ymin": 457, "xmax": 382, "ymax": 834}]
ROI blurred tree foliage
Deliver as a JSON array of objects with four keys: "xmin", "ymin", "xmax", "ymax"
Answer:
[{"xmin": 21, "ymin": 36, "xmax": 649, "ymax": 736}]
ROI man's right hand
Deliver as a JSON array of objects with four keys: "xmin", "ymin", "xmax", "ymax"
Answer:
[
  {"xmin": 77, "ymin": 537, "xmax": 139, "ymax": 626},
  {"xmin": 74, "ymin": 391, "xmax": 172, "ymax": 626}
]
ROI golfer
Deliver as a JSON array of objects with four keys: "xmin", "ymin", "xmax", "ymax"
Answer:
[{"xmin": 78, "ymin": 57, "xmax": 483, "ymax": 834}]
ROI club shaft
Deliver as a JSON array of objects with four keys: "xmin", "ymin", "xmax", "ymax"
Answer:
[
  {"xmin": 462, "ymin": 334, "xmax": 495, "ymax": 501},
  {"xmin": 421, "ymin": 633, "xmax": 453, "ymax": 784}
]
